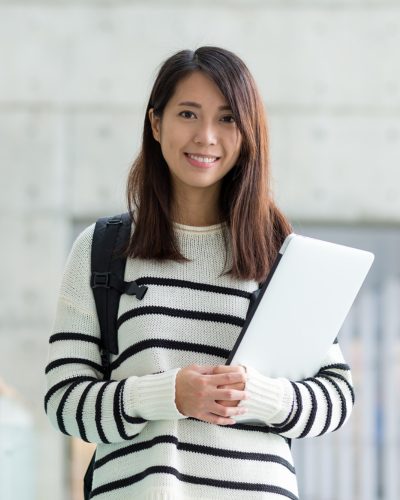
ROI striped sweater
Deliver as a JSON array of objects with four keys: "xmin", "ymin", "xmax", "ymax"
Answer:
[{"xmin": 44, "ymin": 220, "xmax": 355, "ymax": 500}]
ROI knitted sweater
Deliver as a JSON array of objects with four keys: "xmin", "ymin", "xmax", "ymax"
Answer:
[{"xmin": 44, "ymin": 220, "xmax": 355, "ymax": 500}]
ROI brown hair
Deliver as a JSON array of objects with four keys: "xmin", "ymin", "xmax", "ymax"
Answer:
[{"xmin": 124, "ymin": 46, "xmax": 292, "ymax": 284}]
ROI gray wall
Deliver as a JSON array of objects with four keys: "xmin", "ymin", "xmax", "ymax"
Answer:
[{"xmin": 1, "ymin": 2, "xmax": 399, "ymax": 499}]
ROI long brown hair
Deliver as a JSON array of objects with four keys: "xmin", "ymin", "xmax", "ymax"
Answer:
[{"xmin": 124, "ymin": 46, "xmax": 292, "ymax": 284}]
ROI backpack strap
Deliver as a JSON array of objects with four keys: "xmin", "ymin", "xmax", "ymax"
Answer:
[{"xmin": 90, "ymin": 211, "xmax": 148, "ymax": 380}]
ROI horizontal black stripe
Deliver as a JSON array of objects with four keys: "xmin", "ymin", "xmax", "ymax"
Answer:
[
  {"xmin": 114, "ymin": 380, "xmax": 142, "ymax": 442},
  {"xmin": 304, "ymin": 377, "xmax": 333, "ymax": 436},
  {"xmin": 95, "ymin": 380, "xmax": 114, "ymax": 444},
  {"xmin": 297, "ymin": 381, "xmax": 317, "ymax": 438},
  {"xmin": 111, "ymin": 340, "xmax": 230, "ymax": 371},
  {"xmin": 135, "ymin": 277, "xmax": 251, "ymax": 299},
  {"xmin": 320, "ymin": 363, "xmax": 350, "ymax": 372},
  {"xmin": 186, "ymin": 417, "xmax": 290, "ymax": 444},
  {"xmin": 49, "ymin": 333, "xmax": 101, "ymax": 347},
  {"xmin": 117, "ymin": 306, "xmax": 245, "ymax": 330},
  {"xmin": 45, "ymin": 358, "xmax": 104, "ymax": 374},
  {"xmin": 272, "ymin": 398, "xmax": 294, "ymax": 428},
  {"xmin": 94, "ymin": 434, "xmax": 295, "ymax": 474},
  {"xmin": 90, "ymin": 465, "xmax": 298, "ymax": 499},
  {"xmin": 120, "ymin": 380, "xmax": 148, "ymax": 425},
  {"xmin": 272, "ymin": 383, "xmax": 303, "ymax": 434},
  {"xmin": 76, "ymin": 380, "xmax": 101, "ymax": 443},
  {"xmin": 320, "ymin": 370, "xmax": 355, "ymax": 404},
  {"xmin": 44, "ymin": 376, "xmax": 97, "ymax": 413},
  {"xmin": 57, "ymin": 379, "xmax": 83, "ymax": 436},
  {"xmin": 317, "ymin": 374, "xmax": 347, "ymax": 431}
]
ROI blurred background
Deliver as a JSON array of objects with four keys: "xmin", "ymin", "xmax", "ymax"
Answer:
[{"xmin": 0, "ymin": 1, "xmax": 399, "ymax": 499}]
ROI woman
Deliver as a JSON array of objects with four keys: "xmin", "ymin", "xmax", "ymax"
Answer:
[{"xmin": 44, "ymin": 47, "xmax": 354, "ymax": 500}]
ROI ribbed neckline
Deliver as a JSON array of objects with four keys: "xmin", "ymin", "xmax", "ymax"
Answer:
[{"xmin": 172, "ymin": 220, "xmax": 228, "ymax": 233}]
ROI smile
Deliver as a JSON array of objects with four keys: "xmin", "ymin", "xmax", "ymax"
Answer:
[
  {"xmin": 184, "ymin": 153, "xmax": 220, "ymax": 169},
  {"xmin": 186, "ymin": 154, "xmax": 219, "ymax": 163}
]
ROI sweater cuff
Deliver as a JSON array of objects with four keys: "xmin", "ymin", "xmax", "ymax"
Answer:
[
  {"xmin": 123, "ymin": 368, "xmax": 189, "ymax": 421},
  {"xmin": 234, "ymin": 365, "xmax": 294, "ymax": 424}
]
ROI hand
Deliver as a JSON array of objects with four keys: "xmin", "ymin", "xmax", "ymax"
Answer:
[
  {"xmin": 175, "ymin": 364, "xmax": 250, "ymax": 425},
  {"xmin": 213, "ymin": 365, "xmax": 247, "ymax": 407}
]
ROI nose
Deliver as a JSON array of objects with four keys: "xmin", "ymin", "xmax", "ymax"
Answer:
[{"xmin": 193, "ymin": 120, "xmax": 217, "ymax": 146}]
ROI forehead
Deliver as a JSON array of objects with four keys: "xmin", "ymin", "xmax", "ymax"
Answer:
[{"xmin": 171, "ymin": 72, "xmax": 230, "ymax": 108}]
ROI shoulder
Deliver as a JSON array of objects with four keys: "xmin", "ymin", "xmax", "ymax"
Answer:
[
  {"xmin": 58, "ymin": 223, "xmax": 96, "ymax": 304},
  {"xmin": 63, "ymin": 222, "xmax": 96, "ymax": 276},
  {"xmin": 71, "ymin": 223, "xmax": 96, "ymax": 258}
]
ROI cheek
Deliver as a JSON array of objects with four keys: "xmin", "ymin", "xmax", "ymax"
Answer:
[
  {"xmin": 168, "ymin": 123, "xmax": 190, "ymax": 150},
  {"xmin": 224, "ymin": 136, "xmax": 242, "ymax": 163},
  {"xmin": 160, "ymin": 119, "xmax": 182, "ymax": 153}
]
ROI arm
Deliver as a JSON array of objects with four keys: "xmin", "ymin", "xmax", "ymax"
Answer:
[
  {"xmin": 231, "ymin": 341, "xmax": 355, "ymax": 439},
  {"xmin": 44, "ymin": 224, "xmax": 188, "ymax": 444}
]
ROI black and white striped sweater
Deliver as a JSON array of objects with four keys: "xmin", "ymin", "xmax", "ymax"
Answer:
[{"xmin": 44, "ymin": 220, "xmax": 354, "ymax": 500}]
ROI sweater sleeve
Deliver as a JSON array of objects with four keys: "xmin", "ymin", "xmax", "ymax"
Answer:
[
  {"xmin": 232, "ymin": 340, "xmax": 355, "ymax": 439},
  {"xmin": 44, "ymin": 224, "xmax": 188, "ymax": 445}
]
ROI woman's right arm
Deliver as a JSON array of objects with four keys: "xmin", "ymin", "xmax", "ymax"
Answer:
[{"xmin": 44, "ymin": 225, "xmax": 188, "ymax": 444}]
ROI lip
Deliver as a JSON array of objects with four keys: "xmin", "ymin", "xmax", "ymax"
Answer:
[
  {"xmin": 184, "ymin": 152, "xmax": 220, "ymax": 169},
  {"xmin": 185, "ymin": 152, "xmax": 220, "ymax": 158}
]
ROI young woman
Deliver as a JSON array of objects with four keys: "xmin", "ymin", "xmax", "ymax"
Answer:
[{"xmin": 44, "ymin": 47, "xmax": 354, "ymax": 500}]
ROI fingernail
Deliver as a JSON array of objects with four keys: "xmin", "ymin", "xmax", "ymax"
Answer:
[{"xmin": 241, "ymin": 408, "xmax": 247, "ymax": 414}]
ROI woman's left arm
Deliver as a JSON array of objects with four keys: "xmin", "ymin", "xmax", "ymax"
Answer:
[{"xmin": 230, "ymin": 340, "xmax": 355, "ymax": 439}]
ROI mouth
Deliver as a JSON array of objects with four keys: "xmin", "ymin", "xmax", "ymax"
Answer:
[{"xmin": 184, "ymin": 152, "xmax": 221, "ymax": 168}]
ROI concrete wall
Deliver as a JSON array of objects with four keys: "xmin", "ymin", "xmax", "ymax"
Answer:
[{"xmin": 0, "ymin": 2, "xmax": 399, "ymax": 499}]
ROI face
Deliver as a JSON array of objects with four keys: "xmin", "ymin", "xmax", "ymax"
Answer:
[{"xmin": 149, "ymin": 71, "xmax": 242, "ymax": 197}]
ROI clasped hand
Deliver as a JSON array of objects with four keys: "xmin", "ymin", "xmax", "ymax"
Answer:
[{"xmin": 175, "ymin": 364, "xmax": 250, "ymax": 425}]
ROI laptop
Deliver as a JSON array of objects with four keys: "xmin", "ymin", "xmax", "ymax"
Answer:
[{"xmin": 226, "ymin": 234, "xmax": 374, "ymax": 384}]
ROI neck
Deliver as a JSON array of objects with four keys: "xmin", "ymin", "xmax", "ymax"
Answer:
[{"xmin": 170, "ymin": 180, "xmax": 221, "ymax": 227}]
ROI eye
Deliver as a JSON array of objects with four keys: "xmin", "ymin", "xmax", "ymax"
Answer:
[
  {"xmin": 179, "ymin": 111, "xmax": 196, "ymax": 119},
  {"xmin": 179, "ymin": 111, "xmax": 235, "ymax": 123}
]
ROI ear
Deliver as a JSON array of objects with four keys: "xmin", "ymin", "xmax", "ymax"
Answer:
[{"xmin": 148, "ymin": 108, "xmax": 161, "ymax": 143}]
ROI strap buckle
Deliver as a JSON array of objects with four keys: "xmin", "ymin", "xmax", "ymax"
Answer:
[
  {"xmin": 92, "ymin": 272, "xmax": 111, "ymax": 289},
  {"xmin": 126, "ymin": 281, "xmax": 148, "ymax": 300}
]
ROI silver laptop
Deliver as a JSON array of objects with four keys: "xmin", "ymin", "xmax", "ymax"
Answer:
[{"xmin": 226, "ymin": 234, "xmax": 374, "ymax": 383}]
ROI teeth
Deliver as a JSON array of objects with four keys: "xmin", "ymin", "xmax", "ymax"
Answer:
[{"xmin": 187, "ymin": 154, "xmax": 218, "ymax": 163}]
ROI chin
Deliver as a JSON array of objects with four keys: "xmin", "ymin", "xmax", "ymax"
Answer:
[
  {"xmin": 189, "ymin": 178, "xmax": 218, "ymax": 188},
  {"xmin": 178, "ymin": 174, "xmax": 216, "ymax": 188}
]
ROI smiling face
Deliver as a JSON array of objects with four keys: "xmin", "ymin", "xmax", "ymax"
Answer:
[{"xmin": 149, "ymin": 71, "xmax": 242, "ymax": 214}]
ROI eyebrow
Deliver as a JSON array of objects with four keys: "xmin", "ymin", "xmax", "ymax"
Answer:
[{"xmin": 176, "ymin": 101, "xmax": 232, "ymax": 111}]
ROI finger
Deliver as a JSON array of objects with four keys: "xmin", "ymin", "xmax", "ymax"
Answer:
[
  {"xmin": 216, "ymin": 400, "xmax": 240, "ymax": 407},
  {"xmin": 213, "ymin": 387, "xmax": 249, "ymax": 401},
  {"xmin": 202, "ymin": 414, "xmax": 237, "ymax": 425},
  {"xmin": 209, "ymin": 401, "xmax": 248, "ymax": 417},
  {"xmin": 208, "ymin": 371, "xmax": 248, "ymax": 386},
  {"xmin": 195, "ymin": 365, "xmax": 221, "ymax": 375},
  {"xmin": 217, "ymin": 383, "xmax": 245, "ymax": 391},
  {"xmin": 193, "ymin": 410, "xmax": 236, "ymax": 425},
  {"xmin": 212, "ymin": 364, "xmax": 245, "ymax": 374}
]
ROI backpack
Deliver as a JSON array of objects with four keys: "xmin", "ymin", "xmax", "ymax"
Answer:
[{"xmin": 83, "ymin": 211, "xmax": 263, "ymax": 500}]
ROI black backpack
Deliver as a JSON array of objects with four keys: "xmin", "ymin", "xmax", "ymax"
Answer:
[
  {"xmin": 83, "ymin": 212, "xmax": 148, "ymax": 499},
  {"xmin": 83, "ymin": 211, "xmax": 262, "ymax": 500}
]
